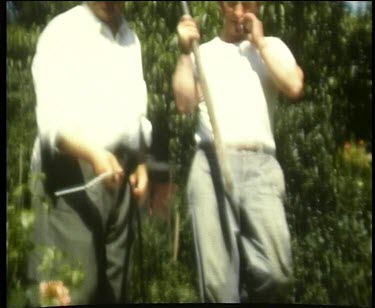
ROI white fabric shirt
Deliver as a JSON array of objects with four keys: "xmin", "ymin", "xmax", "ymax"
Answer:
[
  {"xmin": 194, "ymin": 36, "xmax": 297, "ymax": 151},
  {"xmin": 32, "ymin": 3, "xmax": 150, "ymax": 152}
]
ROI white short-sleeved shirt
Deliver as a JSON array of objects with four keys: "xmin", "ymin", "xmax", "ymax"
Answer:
[
  {"xmin": 32, "ymin": 3, "xmax": 149, "ymax": 152},
  {"xmin": 194, "ymin": 36, "xmax": 297, "ymax": 151}
]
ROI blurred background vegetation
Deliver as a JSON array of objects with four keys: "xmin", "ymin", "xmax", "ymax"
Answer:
[{"xmin": 7, "ymin": 1, "xmax": 372, "ymax": 306}]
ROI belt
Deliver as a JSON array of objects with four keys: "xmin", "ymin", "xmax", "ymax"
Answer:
[
  {"xmin": 199, "ymin": 142, "xmax": 275, "ymax": 155},
  {"xmin": 225, "ymin": 143, "xmax": 275, "ymax": 155},
  {"xmin": 198, "ymin": 142, "xmax": 275, "ymax": 155}
]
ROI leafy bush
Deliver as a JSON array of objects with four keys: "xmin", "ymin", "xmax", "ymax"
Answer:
[
  {"xmin": 129, "ymin": 191, "xmax": 198, "ymax": 303},
  {"xmin": 7, "ymin": 185, "xmax": 35, "ymax": 308},
  {"xmin": 7, "ymin": 1, "xmax": 372, "ymax": 306},
  {"xmin": 7, "ymin": 175, "xmax": 85, "ymax": 307}
]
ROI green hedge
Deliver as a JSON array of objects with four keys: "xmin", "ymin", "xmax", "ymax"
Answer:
[{"xmin": 7, "ymin": 1, "xmax": 372, "ymax": 305}]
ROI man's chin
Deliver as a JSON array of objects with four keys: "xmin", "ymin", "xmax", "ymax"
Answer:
[
  {"xmin": 231, "ymin": 31, "xmax": 246, "ymax": 42},
  {"xmin": 234, "ymin": 23, "xmax": 244, "ymax": 34}
]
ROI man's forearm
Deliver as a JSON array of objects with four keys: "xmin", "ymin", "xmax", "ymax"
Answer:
[
  {"xmin": 56, "ymin": 129, "xmax": 98, "ymax": 164},
  {"xmin": 172, "ymin": 54, "xmax": 198, "ymax": 113},
  {"xmin": 57, "ymin": 129, "xmax": 124, "ymax": 188}
]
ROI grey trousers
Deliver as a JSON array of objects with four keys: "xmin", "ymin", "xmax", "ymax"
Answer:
[
  {"xmin": 27, "ymin": 140, "xmax": 137, "ymax": 305},
  {"xmin": 187, "ymin": 144, "xmax": 293, "ymax": 303}
]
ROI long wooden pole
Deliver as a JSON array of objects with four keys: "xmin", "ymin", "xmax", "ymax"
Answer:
[
  {"xmin": 18, "ymin": 144, "xmax": 24, "ymax": 209},
  {"xmin": 173, "ymin": 210, "xmax": 180, "ymax": 261},
  {"xmin": 181, "ymin": 1, "xmax": 233, "ymax": 193}
]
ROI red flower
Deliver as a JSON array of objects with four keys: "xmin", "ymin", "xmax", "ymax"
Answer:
[
  {"xmin": 344, "ymin": 142, "xmax": 351, "ymax": 152},
  {"xmin": 39, "ymin": 280, "xmax": 71, "ymax": 306}
]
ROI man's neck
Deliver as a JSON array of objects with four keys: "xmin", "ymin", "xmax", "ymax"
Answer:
[
  {"xmin": 85, "ymin": 2, "xmax": 123, "ymax": 37},
  {"xmin": 108, "ymin": 19, "xmax": 120, "ymax": 37}
]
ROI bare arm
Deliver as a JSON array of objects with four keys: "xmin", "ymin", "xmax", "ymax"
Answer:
[
  {"xmin": 172, "ymin": 54, "xmax": 200, "ymax": 113},
  {"xmin": 172, "ymin": 15, "xmax": 201, "ymax": 113},
  {"xmin": 57, "ymin": 130, "xmax": 124, "ymax": 190},
  {"xmin": 244, "ymin": 13, "xmax": 304, "ymax": 100}
]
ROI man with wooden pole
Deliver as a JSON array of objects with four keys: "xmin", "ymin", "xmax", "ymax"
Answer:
[{"xmin": 173, "ymin": 1, "xmax": 304, "ymax": 303}]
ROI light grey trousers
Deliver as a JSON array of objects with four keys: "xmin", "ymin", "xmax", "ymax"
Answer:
[
  {"xmin": 187, "ymin": 144, "xmax": 293, "ymax": 303},
  {"xmin": 27, "ymin": 139, "xmax": 137, "ymax": 305}
]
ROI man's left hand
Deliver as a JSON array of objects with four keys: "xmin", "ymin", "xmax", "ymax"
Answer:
[{"xmin": 243, "ymin": 12, "xmax": 266, "ymax": 50}]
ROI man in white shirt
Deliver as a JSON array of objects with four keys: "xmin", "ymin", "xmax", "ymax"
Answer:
[
  {"xmin": 27, "ymin": 2, "xmax": 149, "ymax": 304},
  {"xmin": 172, "ymin": 1, "xmax": 304, "ymax": 303}
]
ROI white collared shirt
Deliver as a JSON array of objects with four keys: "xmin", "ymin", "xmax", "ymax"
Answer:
[
  {"xmin": 32, "ymin": 3, "xmax": 149, "ymax": 152},
  {"xmin": 194, "ymin": 36, "xmax": 297, "ymax": 151}
]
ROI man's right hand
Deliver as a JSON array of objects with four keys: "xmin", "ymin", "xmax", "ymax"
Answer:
[
  {"xmin": 177, "ymin": 15, "xmax": 200, "ymax": 54},
  {"xmin": 89, "ymin": 148, "xmax": 124, "ymax": 190},
  {"xmin": 57, "ymin": 130, "xmax": 124, "ymax": 190}
]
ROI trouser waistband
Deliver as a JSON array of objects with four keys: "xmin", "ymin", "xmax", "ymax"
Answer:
[{"xmin": 199, "ymin": 142, "xmax": 275, "ymax": 156}]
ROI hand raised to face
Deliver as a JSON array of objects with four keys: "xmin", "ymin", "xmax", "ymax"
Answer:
[
  {"xmin": 220, "ymin": 1, "xmax": 262, "ymax": 43},
  {"xmin": 242, "ymin": 12, "xmax": 265, "ymax": 50}
]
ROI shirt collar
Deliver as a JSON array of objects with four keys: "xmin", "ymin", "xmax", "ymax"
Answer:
[{"xmin": 81, "ymin": 2, "xmax": 129, "ymax": 42}]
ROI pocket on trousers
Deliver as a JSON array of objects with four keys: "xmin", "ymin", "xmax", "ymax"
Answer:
[
  {"xmin": 253, "ymin": 155, "xmax": 286, "ymax": 198},
  {"xmin": 268, "ymin": 158, "xmax": 286, "ymax": 198}
]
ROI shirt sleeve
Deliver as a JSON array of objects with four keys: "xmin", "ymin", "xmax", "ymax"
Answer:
[
  {"xmin": 134, "ymin": 33, "xmax": 148, "ymax": 116},
  {"xmin": 32, "ymin": 19, "xmax": 81, "ymax": 153},
  {"xmin": 133, "ymin": 32, "xmax": 152, "ymax": 149},
  {"xmin": 266, "ymin": 36, "xmax": 297, "ymax": 69}
]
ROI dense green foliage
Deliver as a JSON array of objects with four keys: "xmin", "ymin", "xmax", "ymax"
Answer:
[{"xmin": 7, "ymin": 1, "xmax": 371, "ymax": 306}]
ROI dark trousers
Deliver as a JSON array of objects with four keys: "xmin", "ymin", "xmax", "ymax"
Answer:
[{"xmin": 27, "ymin": 139, "xmax": 137, "ymax": 305}]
